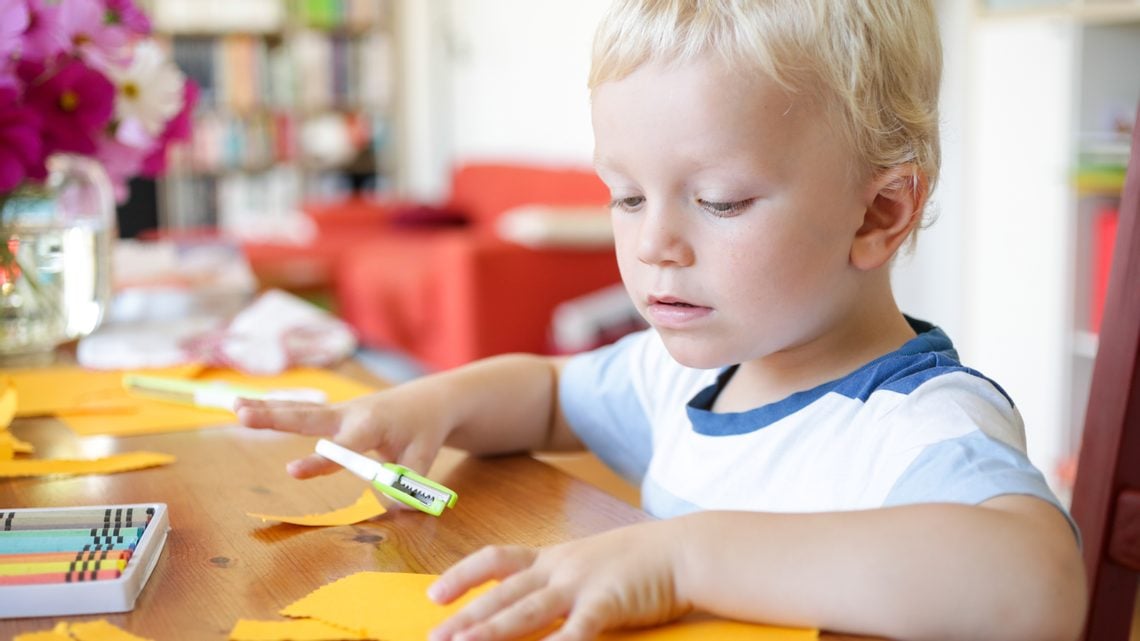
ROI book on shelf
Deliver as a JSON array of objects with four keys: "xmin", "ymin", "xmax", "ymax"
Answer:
[
  {"xmin": 1090, "ymin": 205, "xmax": 1119, "ymax": 335},
  {"xmin": 151, "ymin": 0, "xmax": 396, "ymax": 236}
]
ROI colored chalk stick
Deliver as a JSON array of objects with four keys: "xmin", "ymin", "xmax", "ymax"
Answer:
[
  {"xmin": 0, "ymin": 549, "xmax": 132, "ymax": 565},
  {"xmin": 0, "ymin": 568, "xmax": 122, "ymax": 585},
  {"xmin": 0, "ymin": 558, "xmax": 127, "ymax": 576},
  {"xmin": 0, "ymin": 535, "xmax": 139, "ymax": 555},
  {"xmin": 0, "ymin": 507, "xmax": 153, "ymax": 531}
]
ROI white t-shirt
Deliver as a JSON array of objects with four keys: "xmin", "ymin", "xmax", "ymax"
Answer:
[{"xmin": 560, "ymin": 319, "xmax": 1070, "ymax": 525}]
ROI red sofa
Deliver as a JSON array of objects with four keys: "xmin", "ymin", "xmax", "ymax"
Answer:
[{"xmin": 245, "ymin": 163, "xmax": 622, "ymax": 371}]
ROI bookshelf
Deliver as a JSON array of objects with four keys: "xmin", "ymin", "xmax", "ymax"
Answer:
[
  {"xmin": 144, "ymin": 0, "xmax": 399, "ymax": 236},
  {"xmin": 969, "ymin": 0, "xmax": 1139, "ymax": 500}
]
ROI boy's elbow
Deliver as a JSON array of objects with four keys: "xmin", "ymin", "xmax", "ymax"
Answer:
[{"xmin": 1003, "ymin": 540, "xmax": 1088, "ymax": 641}]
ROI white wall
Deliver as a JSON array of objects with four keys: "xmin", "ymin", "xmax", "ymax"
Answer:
[
  {"xmin": 444, "ymin": 0, "xmax": 610, "ymax": 165},
  {"xmin": 891, "ymin": 0, "xmax": 968, "ymax": 350},
  {"xmin": 398, "ymin": 0, "xmax": 610, "ymax": 200}
]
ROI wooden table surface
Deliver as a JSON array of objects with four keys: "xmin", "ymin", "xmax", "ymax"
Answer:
[{"xmin": 0, "ymin": 361, "xmax": 874, "ymax": 640}]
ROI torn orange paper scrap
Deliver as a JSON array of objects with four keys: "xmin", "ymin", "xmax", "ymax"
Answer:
[
  {"xmin": 1, "ymin": 377, "xmax": 15, "ymax": 427},
  {"xmin": 248, "ymin": 489, "xmax": 386, "ymax": 526},
  {"xmin": 68, "ymin": 619, "xmax": 155, "ymax": 641},
  {"xmin": 13, "ymin": 622, "xmax": 72, "ymax": 641},
  {"xmin": 0, "ymin": 430, "xmax": 35, "ymax": 457},
  {"xmin": 0, "ymin": 451, "xmax": 175, "ymax": 478},
  {"xmin": 229, "ymin": 618, "xmax": 369, "ymax": 641},
  {"xmin": 0, "ymin": 431, "xmax": 34, "ymax": 460},
  {"xmin": 281, "ymin": 572, "xmax": 494, "ymax": 640}
]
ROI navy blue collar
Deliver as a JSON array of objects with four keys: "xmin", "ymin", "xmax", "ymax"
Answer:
[{"xmin": 684, "ymin": 316, "xmax": 993, "ymax": 436}]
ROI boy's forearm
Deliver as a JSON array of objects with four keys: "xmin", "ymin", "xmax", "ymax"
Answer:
[
  {"xmin": 421, "ymin": 353, "xmax": 578, "ymax": 456},
  {"xmin": 669, "ymin": 499, "xmax": 1086, "ymax": 641}
]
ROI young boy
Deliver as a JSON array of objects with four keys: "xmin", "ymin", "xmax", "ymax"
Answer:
[{"xmin": 236, "ymin": 1, "xmax": 1087, "ymax": 639}]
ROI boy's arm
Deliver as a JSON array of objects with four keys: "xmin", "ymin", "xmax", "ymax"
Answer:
[
  {"xmin": 675, "ymin": 494, "xmax": 1086, "ymax": 641},
  {"xmin": 235, "ymin": 353, "xmax": 582, "ymax": 478},
  {"xmin": 434, "ymin": 353, "xmax": 583, "ymax": 455}
]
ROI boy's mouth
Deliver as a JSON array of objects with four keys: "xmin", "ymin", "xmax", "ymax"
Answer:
[{"xmin": 648, "ymin": 295, "xmax": 701, "ymax": 308}]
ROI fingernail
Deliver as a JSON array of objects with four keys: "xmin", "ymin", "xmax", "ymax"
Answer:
[{"xmin": 426, "ymin": 582, "xmax": 444, "ymax": 602}]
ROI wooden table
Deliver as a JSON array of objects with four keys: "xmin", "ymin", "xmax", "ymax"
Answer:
[{"xmin": 0, "ymin": 363, "xmax": 872, "ymax": 640}]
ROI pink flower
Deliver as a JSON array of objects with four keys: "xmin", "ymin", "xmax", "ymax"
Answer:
[
  {"xmin": 20, "ymin": 56, "xmax": 115, "ymax": 156},
  {"xmin": 20, "ymin": 0, "xmax": 67, "ymax": 63},
  {"xmin": 141, "ymin": 78, "xmax": 197, "ymax": 177},
  {"xmin": 57, "ymin": 0, "xmax": 129, "ymax": 71},
  {"xmin": 0, "ymin": 85, "xmax": 45, "ymax": 192},
  {"xmin": 94, "ymin": 131, "xmax": 145, "ymax": 203},
  {"xmin": 105, "ymin": 0, "xmax": 150, "ymax": 35},
  {"xmin": 0, "ymin": 0, "xmax": 29, "ymax": 61}
]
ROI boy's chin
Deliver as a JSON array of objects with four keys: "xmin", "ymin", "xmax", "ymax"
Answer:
[{"xmin": 656, "ymin": 330, "xmax": 735, "ymax": 370}]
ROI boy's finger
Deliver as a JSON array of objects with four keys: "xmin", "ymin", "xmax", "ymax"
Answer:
[
  {"xmin": 286, "ymin": 454, "xmax": 343, "ymax": 479},
  {"xmin": 233, "ymin": 399, "xmax": 339, "ymax": 436},
  {"xmin": 544, "ymin": 596, "xmax": 609, "ymax": 641},
  {"xmin": 397, "ymin": 439, "xmax": 436, "ymax": 477},
  {"xmin": 429, "ymin": 545, "xmax": 536, "ymax": 604},
  {"xmin": 461, "ymin": 588, "xmax": 567, "ymax": 641},
  {"xmin": 429, "ymin": 571, "xmax": 540, "ymax": 641}
]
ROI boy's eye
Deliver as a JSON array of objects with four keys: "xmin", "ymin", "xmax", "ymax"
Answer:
[
  {"xmin": 609, "ymin": 196, "xmax": 645, "ymax": 212},
  {"xmin": 698, "ymin": 198, "xmax": 754, "ymax": 217}
]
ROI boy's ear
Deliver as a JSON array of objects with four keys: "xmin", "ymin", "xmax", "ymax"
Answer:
[{"xmin": 850, "ymin": 165, "xmax": 925, "ymax": 271}]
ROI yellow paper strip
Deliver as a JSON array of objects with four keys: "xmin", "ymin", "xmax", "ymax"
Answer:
[
  {"xmin": 68, "ymin": 619, "xmax": 156, "ymax": 641},
  {"xmin": 0, "ymin": 451, "xmax": 175, "ymax": 478},
  {"xmin": 229, "ymin": 618, "xmax": 369, "ymax": 641},
  {"xmin": 248, "ymin": 489, "xmax": 386, "ymax": 526}
]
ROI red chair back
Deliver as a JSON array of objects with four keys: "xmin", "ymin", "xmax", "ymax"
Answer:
[{"xmin": 1070, "ymin": 106, "xmax": 1140, "ymax": 641}]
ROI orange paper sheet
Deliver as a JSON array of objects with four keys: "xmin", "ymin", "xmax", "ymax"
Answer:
[
  {"xmin": 0, "ymin": 451, "xmax": 175, "ymax": 477},
  {"xmin": 279, "ymin": 572, "xmax": 492, "ymax": 640},
  {"xmin": 248, "ymin": 489, "xmax": 387, "ymax": 526},
  {"xmin": 4, "ymin": 366, "xmax": 374, "ymax": 437},
  {"xmin": 229, "ymin": 618, "xmax": 369, "ymax": 641},
  {"xmin": 267, "ymin": 572, "xmax": 816, "ymax": 641},
  {"xmin": 7, "ymin": 364, "xmax": 203, "ymax": 418}
]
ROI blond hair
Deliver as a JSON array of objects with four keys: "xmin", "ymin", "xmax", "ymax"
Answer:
[{"xmin": 590, "ymin": 0, "xmax": 942, "ymax": 220}]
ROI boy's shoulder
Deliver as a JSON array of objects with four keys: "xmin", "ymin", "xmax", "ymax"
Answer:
[{"xmin": 834, "ymin": 323, "xmax": 1014, "ymax": 409}]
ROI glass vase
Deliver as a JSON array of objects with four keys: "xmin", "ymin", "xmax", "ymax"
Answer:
[{"xmin": 0, "ymin": 155, "xmax": 116, "ymax": 359}]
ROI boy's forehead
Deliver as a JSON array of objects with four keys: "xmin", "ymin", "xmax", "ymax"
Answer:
[{"xmin": 591, "ymin": 56, "xmax": 830, "ymax": 166}]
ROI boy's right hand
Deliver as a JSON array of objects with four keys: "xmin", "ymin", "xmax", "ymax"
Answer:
[{"xmin": 234, "ymin": 390, "xmax": 447, "ymax": 480}]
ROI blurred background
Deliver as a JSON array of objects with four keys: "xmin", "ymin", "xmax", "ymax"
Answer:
[{"xmin": 111, "ymin": 0, "xmax": 1137, "ymax": 501}]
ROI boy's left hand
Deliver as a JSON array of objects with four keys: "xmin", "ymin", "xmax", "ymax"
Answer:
[{"xmin": 427, "ymin": 521, "xmax": 691, "ymax": 641}]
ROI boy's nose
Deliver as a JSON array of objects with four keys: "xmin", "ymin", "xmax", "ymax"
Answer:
[{"xmin": 636, "ymin": 204, "xmax": 694, "ymax": 267}]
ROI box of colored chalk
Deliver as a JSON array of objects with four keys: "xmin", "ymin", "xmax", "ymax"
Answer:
[{"xmin": 0, "ymin": 503, "xmax": 169, "ymax": 618}]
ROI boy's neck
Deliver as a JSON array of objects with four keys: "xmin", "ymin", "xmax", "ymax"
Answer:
[{"xmin": 712, "ymin": 303, "xmax": 917, "ymax": 414}]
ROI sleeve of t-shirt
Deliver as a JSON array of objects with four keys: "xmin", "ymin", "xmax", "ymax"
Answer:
[
  {"xmin": 558, "ymin": 331, "xmax": 655, "ymax": 486},
  {"xmin": 881, "ymin": 375, "xmax": 1079, "ymax": 542}
]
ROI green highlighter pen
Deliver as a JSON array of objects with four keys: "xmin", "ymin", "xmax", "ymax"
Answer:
[{"xmin": 314, "ymin": 439, "xmax": 457, "ymax": 517}]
